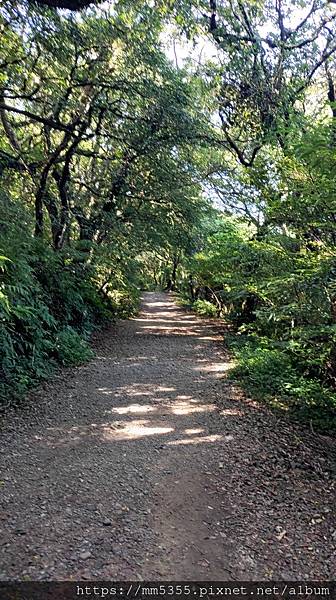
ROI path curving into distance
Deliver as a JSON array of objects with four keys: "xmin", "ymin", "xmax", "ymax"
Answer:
[{"xmin": 0, "ymin": 292, "xmax": 334, "ymax": 579}]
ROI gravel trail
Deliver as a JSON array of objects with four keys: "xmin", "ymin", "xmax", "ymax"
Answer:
[{"xmin": 0, "ymin": 292, "xmax": 335, "ymax": 580}]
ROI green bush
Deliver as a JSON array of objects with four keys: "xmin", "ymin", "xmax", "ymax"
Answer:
[
  {"xmin": 54, "ymin": 327, "xmax": 94, "ymax": 366},
  {"xmin": 108, "ymin": 288, "xmax": 140, "ymax": 319},
  {"xmin": 0, "ymin": 198, "xmax": 139, "ymax": 405},
  {"xmin": 228, "ymin": 336, "xmax": 336, "ymax": 432},
  {"xmin": 192, "ymin": 299, "xmax": 218, "ymax": 317}
]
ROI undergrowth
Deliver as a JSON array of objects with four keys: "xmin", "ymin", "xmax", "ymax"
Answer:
[
  {"xmin": 226, "ymin": 335, "xmax": 336, "ymax": 433},
  {"xmin": 0, "ymin": 200, "xmax": 139, "ymax": 406},
  {"xmin": 182, "ymin": 294, "xmax": 336, "ymax": 433}
]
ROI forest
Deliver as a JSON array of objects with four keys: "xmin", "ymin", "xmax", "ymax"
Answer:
[{"xmin": 1, "ymin": 0, "xmax": 336, "ymax": 434}]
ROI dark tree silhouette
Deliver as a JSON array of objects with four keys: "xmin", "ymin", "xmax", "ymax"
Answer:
[{"xmin": 28, "ymin": 0, "xmax": 98, "ymax": 9}]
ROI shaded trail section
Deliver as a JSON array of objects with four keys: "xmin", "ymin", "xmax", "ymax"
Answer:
[{"xmin": 0, "ymin": 292, "xmax": 335, "ymax": 579}]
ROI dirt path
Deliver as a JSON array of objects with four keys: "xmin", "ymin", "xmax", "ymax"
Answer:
[{"xmin": 0, "ymin": 292, "xmax": 335, "ymax": 580}]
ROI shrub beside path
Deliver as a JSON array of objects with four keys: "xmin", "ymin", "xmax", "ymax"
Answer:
[{"xmin": 0, "ymin": 292, "xmax": 335, "ymax": 579}]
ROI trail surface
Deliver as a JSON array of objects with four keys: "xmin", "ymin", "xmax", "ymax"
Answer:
[{"xmin": 0, "ymin": 292, "xmax": 335, "ymax": 580}]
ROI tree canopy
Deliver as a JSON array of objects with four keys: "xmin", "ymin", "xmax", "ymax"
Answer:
[{"xmin": 1, "ymin": 0, "xmax": 336, "ymax": 430}]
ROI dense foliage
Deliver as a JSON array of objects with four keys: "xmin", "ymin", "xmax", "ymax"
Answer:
[
  {"xmin": 1, "ymin": 0, "xmax": 336, "ymax": 431},
  {"xmin": 0, "ymin": 0, "xmax": 209, "ymax": 402},
  {"xmin": 176, "ymin": 0, "xmax": 336, "ymax": 431}
]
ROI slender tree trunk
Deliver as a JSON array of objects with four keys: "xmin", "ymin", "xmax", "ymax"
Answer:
[
  {"xmin": 34, "ymin": 175, "xmax": 48, "ymax": 237},
  {"xmin": 326, "ymin": 64, "xmax": 336, "ymax": 146},
  {"xmin": 170, "ymin": 254, "xmax": 180, "ymax": 291}
]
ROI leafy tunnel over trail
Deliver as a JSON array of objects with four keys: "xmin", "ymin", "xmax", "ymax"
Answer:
[
  {"xmin": 1, "ymin": 0, "xmax": 336, "ymax": 429},
  {"xmin": 0, "ymin": 0, "xmax": 336, "ymax": 580}
]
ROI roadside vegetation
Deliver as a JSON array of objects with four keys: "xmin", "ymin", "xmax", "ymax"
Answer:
[{"xmin": 1, "ymin": 0, "xmax": 336, "ymax": 431}]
